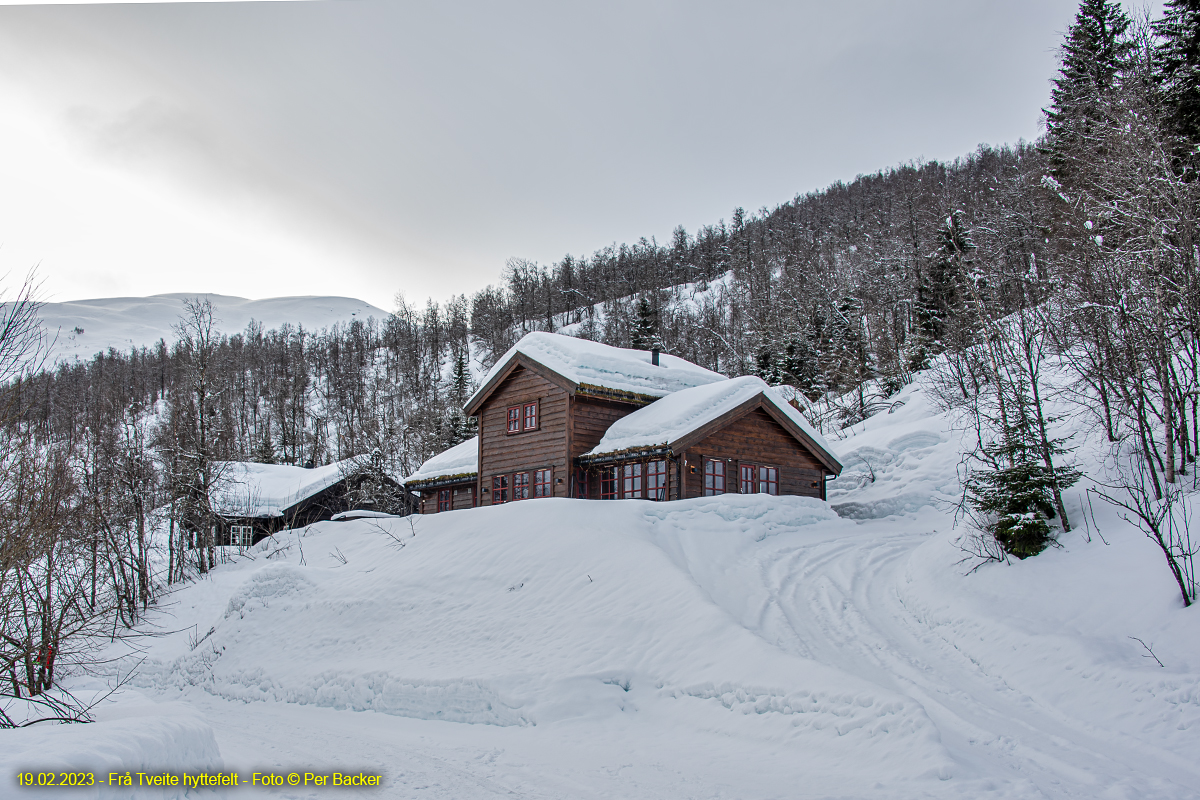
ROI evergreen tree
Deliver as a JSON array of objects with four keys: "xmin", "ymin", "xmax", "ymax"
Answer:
[
  {"xmin": 780, "ymin": 323, "xmax": 823, "ymax": 401},
  {"xmin": 251, "ymin": 428, "xmax": 276, "ymax": 464},
  {"xmin": 967, "ymin": 420, "xmax": 1082, "ymax": 560},
  {"xmin": 753, "ymin": 339, "xmax": 782, "ymax": 385},
  {"xmin": 911, "ymin": 210, "xmax": 976, "ymax": 365},
  {"xmin": 450, "ymin": 348, "xmax": 472, "ymax": 408},
  {"xmin": 1044, "ymin": 0, "xmax": 1133, "ymax": 179},
  {"xmin": 630, "ymin": 295, "xmax": 661, "ymax": 350},
  {"xmin": 1154, "ymin": 0, "xmax": 1200, "ymax": 144}
]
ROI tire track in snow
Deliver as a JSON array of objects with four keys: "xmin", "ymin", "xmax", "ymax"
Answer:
[{"xmin": 742, "ymin": 526, "xmax": 1198, "ymax": 799}]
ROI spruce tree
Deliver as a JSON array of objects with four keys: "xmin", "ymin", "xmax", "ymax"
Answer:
[
  {"xmin": 911, "ymin": 211, "xmax": 975, "ymax": 365},
  {"xmin": 450, "ymin": 348, "xmax": 472, "ymax": 408},
  {"xmin": 1154, "ymin": 0, "xmax": 1200, "ymax": 144},
  {"xmin": 781, "ymin": 325, "xmax": 823, "ymax": 401},
  {"xmin": 968, "ymin": 419, "xmax": 1082, "ymax": 560},
  {"xmin": 631, "ymin": 296, "xmax": 661, "ymax": 351},
  {"xmin": 252, "ymin": 430, "xmax": 276, "ymax": 464},
  {"xmin": 1044, "ymin": 0, "xmax": 1133, "ymax": 180}
]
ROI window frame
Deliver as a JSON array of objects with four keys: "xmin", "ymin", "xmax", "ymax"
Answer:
[
  {"xmin": 492, "ymin": 474, "xmax": 509, "ymax": 504},
  {"xmin": 646, "ymin": 459, "xmax": 668, "ymax": 501},
  {"xmin": 523, "ymin": 401, "xmax": 539, "ymax": 431},
  {"xmin": 230, "ymin": 525, "xmax": 254, "ymax": 547},
  {"xmin": 740, "ymin": 463, "xmax": 757, "ymax": 495},
  {"xmin": 437, "ymin": 488, "xmax": 451, "ymax": 512},
  {"xmin": 533, "ymin": 467, "xmax": 552, "ymax": 498},
  {"xmin": 622, "ymin": 462, "xmax": 643, "ymax": 499},
  {"xmin": 512, "ymin": 471, "xmax": 530, "ymax": 500},
  {"xmin": 739, "ymin": 463, "xmax": 779, "ymax": 495},
  {"xmin": 600, "ymin": 466, "xmax": 618, "ymax": 500},
  {"xmin": 758, "ymin": 465, "xmax": 779, "ymax": 495},
  {"xmin": 703, "ymin": 458, "xmax": 726, "ymax": 496},
  {"xmin": 506, "ymin": 405, "xmax": 521, "ymax": 434}
]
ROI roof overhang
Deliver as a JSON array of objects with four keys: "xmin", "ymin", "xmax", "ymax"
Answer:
[{"xmin": 405, "ymin": 473, "xmax": 479, "ymax": 492}]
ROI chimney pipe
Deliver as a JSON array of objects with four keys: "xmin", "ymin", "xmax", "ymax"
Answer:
[{"xmin": 652, "ymin": 348, "xmax": 660, "ymax": 366}]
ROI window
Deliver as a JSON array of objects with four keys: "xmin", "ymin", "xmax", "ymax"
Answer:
[
  {"xmin": 438, "ymin": 489, "xmax": 451, "ymax": 512},
  {"xmin": 523, "ymin": 402, "xmax": 538, "ymax": 431},
  {"xmin": 703, "ymin": 459, "xmax": 725, "ymax": 496},
  {"xmin": 740, "ymin": 463, "xmax": 779, "ymax": 495},
  {"xmin": 622, "ymin": 462, "xmax": 643, "ymax": 498},
  {"xmin": 507, "ymin": 406, "xmax": 521, "ymax": 434},
  {"xmin": 600, "ymin": 467, "xmax": 618, "ymax": 500},
  {"xmin": 647, "ymin": 460, "xmax": 668, "ymax": 501},
  {"xmin": 574, "ymin": 468, "xmax": 589, "ymax": 499},
  {"xmin": 740, "ymin": 463, "xmax": 757, "ymax": 495},
  {"xmin": 758, "ymin": 466, "xmax": 779, "ymax": 495},
  {"xmin": 230, "ymin": 525, "xmax": 254, "ymax": 547},
  {"xmin": 492, "ymin": 474, "xmax": 509, "ymax": 504},
  {"xmin": 534, "ymin": 468, "xmax": 552, "ymax": 498},
  {"xmin": 513, "ymin": 471, "xmax": 530, "ymax": 500},
  {"xmin": 739, "ymin": 462, "xmax": 777, "ymax": 494}
]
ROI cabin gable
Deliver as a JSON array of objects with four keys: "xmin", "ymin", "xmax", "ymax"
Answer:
[
  {"xmin": 681, "ymin": 405, "xmax": 828, "ymax": 500},
  {"xmin": 478, "ymin": 364, "xmax": 571, "ymax": 503}
]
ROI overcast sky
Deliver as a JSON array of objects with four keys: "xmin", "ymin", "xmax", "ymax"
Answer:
[{"xmin": 0, "ymin": 0, "xmax": 1161, "ymax": 312}]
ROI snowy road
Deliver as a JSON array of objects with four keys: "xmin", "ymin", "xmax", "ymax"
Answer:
[{"xmin": 729, "ymin": 522, "xmax": 1200, "ymax": 799}]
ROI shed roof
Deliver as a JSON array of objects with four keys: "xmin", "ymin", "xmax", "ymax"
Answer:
[
  {"xmin": 402, "ymin": 436, "xmax": 478, "ymax": 487},
  {"xmin": 465, "ymin": 332, "xmax": 726, "ymax": 414},
  {"xmin": 214, "ymin": 459, "xmax": 361, "ymax": 518},
  {"xmin": 581, "ymin": 375, "xmax": 842, "ymax": 474}
]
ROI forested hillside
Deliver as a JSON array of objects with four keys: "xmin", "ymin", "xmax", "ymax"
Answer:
[{"xmin": 2, "ymin": 0, "xmax": 1199, "ymax": 710}]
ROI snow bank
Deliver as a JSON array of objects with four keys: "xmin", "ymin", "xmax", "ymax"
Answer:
[
  {"xmin": 0, "ymin": 696, "xmax": 221, "ymax": 799},
  {"xmin": 402, "ymin": 436, "xmax": 478, "ymax": 485},
  {"xmin": 468, "ymin": 331, "xmax": 726, "ymax": 408},
  {"xmin": 130, "ymin": 496, "xmax": 952, "ymax": 785},
  {"xmin": 584, "ymin": 374, "xmax": 838, "ymax": 464}
]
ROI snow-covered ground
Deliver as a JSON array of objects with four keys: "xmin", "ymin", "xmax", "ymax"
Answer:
[
  {"xmin": 4, "ymin": 379, "xmax": 1199, "ymax": 799},
  {"xmin": 33, "ymin": 294, "xmax": 387, "ymax": 362}
]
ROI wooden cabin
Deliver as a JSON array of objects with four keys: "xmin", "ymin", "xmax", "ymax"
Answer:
[
  {"xmin": 405, "ymin": 332, "xmax": 842, "ymax": 512},
  {"xmin": 211, "ymin": 458, "xmax": 414, "ymax": 545}
]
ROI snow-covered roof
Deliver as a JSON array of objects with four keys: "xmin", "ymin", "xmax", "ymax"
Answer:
[
  {"xmin": 214, "ymin": 459, "xmax": 363, "ymax": 518},
  {"xmin": 466, "ymin": 332, "xmax": 726, "ymax": 411},
  {"xmin": 402, "ymin": 436, "xmax": 478, "ymax": 486},
  {"xmin": 582, "ymin": 375, "xmax": 841, "ymax": 472}
]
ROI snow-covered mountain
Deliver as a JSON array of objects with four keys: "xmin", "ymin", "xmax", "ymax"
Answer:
[
  {"xmin": 36, "ymin": 294, "xmax": 388, "ymax": 362},
  {"xmin": 4, "ymin": 371, "xmax": 1196, "ymax": 799}
]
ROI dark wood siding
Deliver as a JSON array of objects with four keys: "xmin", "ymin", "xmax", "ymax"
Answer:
[
  {"xmin": 417, "ymin": 479, "xmax": 476, "ymax": 514},
  {"xmin": 452, "ymin": 484, "xmax": 476, "ymax": 510},
  {"xmin": 569, "ymin": 396, "xmax": 642, "ymax": 498},
  {"xmin": 682, "ymin": 407, "xmax": 826, "ymax": 500},
  {"xmin": 479, "ymin": 365, "xmax": 570, "ymax": 502}
]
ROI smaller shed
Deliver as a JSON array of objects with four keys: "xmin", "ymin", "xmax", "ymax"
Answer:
[
  {"xmin": 577, "ymin": 376, "xmax": 842, "ymax": 501},
  {"xmin": 213, "ymin": 458, "xmax": 412, "ymax": 545},
  {"xmin": 403, "ymin": 436, "xmax": 480, "ymax": 514}
]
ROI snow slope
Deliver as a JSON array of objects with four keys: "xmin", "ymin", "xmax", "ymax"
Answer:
[
  {"xmin": 8, "ymin": 374, "xmax": 1200, "ymax": 799},
  {"xmin": 33, "ymin": 294, "xmax": 387, "ymax": 362}
]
